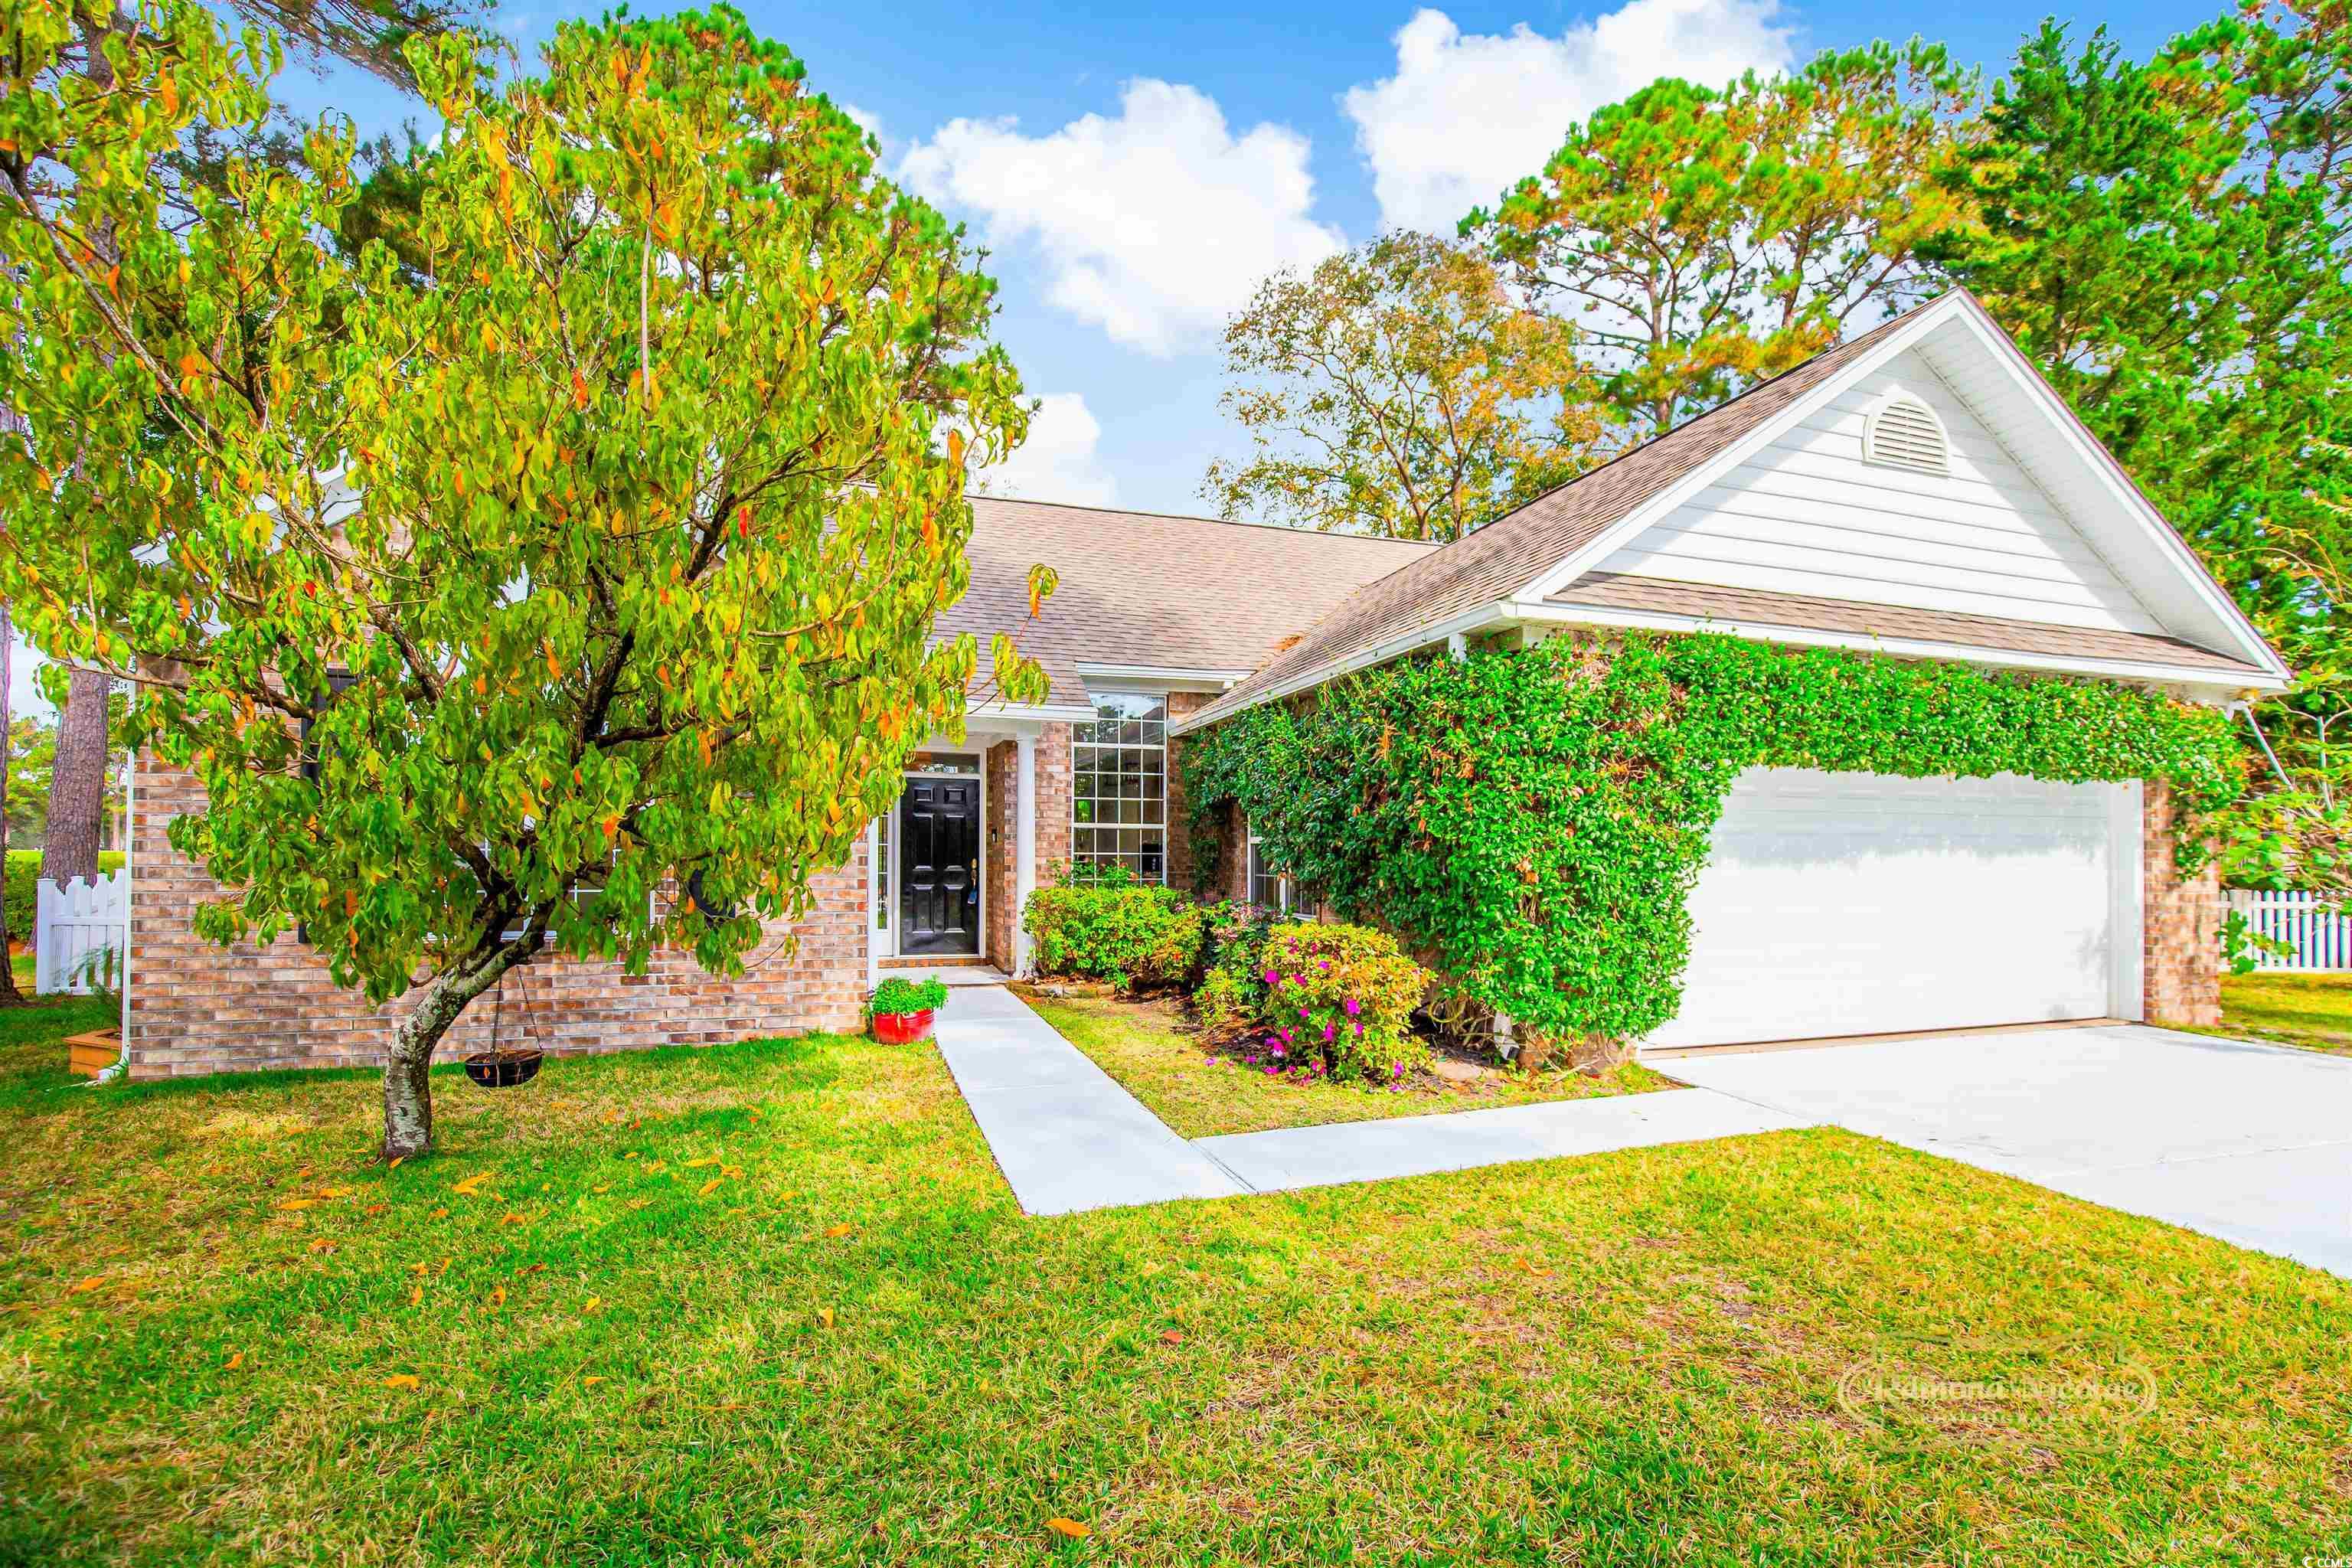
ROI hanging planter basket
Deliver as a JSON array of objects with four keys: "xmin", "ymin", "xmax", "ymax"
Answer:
[{"xmin": 464, "ymin": 1048, "xmax": 544, "ymax": 1089}]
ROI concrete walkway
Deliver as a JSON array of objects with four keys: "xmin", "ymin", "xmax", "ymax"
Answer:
[
  {"xmin": 1198, "ymin": 1089, "xmax": 1814, "ymax": 1195},
  {"xmin": 1664, "ymin": 1024, "xmax": 2352, "ymax": 1279},
  {"xmin": 930, "ymin": 985, "xmax": 1806, "ymax": 1216},
  {"xmin": 930, "ymin": 984, "xmax": 1250, "ymax": 1214}
]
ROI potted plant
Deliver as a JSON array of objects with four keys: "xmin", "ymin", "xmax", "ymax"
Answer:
[{"xmin": 867, "ymin": 975, "xmax": 949, "ymax": 1044}]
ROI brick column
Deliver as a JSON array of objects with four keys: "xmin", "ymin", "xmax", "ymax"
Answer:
[
  {"xmin": 2144, "ymin": 778, "xmax": 2222, "ymax": 1026},
  {"xmin": 984, "ymin": 739, "xmax": 1017, "ymax": 969},
  {"xmin": 1033, "ymin": 723, "xmax": 1073, "ymax": 888},
  {"xmin": 1165, "ymin": 692, "xmax": 1209, "ymax": 893}
]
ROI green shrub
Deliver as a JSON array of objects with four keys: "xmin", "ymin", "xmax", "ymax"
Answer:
[
  {"xmin": 1023, "ymin": 882, "xmax": 1205, "ymax": 990},
  {"xmin": 5, "ymin": 848, "xmax": 126, "ymax": 946},
  {"xmin": 1253, "ymin": 922, "xmax": 1432, "ymax": 1082},
  {"xmin": 1189, "ymin": 900, "xmax": 1276, "ymax": 1035},
  {"xmin": 867, "ymin": 975, "xmax": 949, "ymax": 1016}
]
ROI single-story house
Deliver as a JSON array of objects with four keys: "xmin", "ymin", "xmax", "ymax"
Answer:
[{"xmin": 122, "ymin": 289, "xmax": 2288, "ymax": 1075}]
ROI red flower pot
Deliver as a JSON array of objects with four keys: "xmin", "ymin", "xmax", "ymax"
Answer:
[{"xmin": 872, "ymin": 1008, "xmax": 935, "ymax": 1044}]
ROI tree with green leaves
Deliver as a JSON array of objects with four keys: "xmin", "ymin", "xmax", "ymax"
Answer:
[
  {"xmin": 0, "ymin": 2, "xmax": 1051, "ymax": 1156},
  {"xmin": 1200, "ymin": 232, "xmax": 1601, "ymax": 542},
  {"xmin": 1466, "ymin": 41, "xmax": 1978, "ymax": 446},
  {"xmin": 1926, "ymin": 4, "xmax": 2352, "ymax": 895}
]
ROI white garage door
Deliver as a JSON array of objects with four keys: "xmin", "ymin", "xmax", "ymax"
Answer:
[{"xmin": 1644, "ymin": 769, "xmax": 2138, "ymax": 1050}]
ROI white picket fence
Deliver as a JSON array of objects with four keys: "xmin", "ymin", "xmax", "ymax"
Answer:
[
  {"xmin": 2225, "ymin": 889, "xmax": 2352, "ymax": 972},
  {"xmin": 35, "ymin": 869, "xmax": 126, "ymax": 995}
]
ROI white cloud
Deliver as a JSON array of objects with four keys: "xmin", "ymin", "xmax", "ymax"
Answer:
[
  {"xmin": 900, "ymin": 80, "xmax": 1344, "ymax": 356},
  {"xmin": 972, "ymin": 394, "xmax": 1118, "ymax": 508},
  {"xmin": 1342, "ymin": 2, "xmax": 1796, "ymax": 235}
]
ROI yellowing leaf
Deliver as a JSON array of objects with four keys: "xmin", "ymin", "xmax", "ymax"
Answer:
[
  {"xmin": 431, "ymin": 1207, "xmax": 449, "ymax": 1219},
  {"xmin": 591, "ymin": 1184, "xmax": 611, "ymax": 1195},
  {"xmin": 822, "ymin": 1223, "xmax": 853, "ymax": 1239},
  {"xmin": 381, "ymin": 1374, "xmax": 421, "ymax": 1390},
  {"xmin": 68, "ymin": 1276, "xmax": 105, "ymax": 1295},
  {"xmin": 275, "ymin": 1197, "xmax": 318, "ymax": 1211},
  {"xmin": 696, "ymin": 1178, "xmax": 724, "ymax": 1197},
  {"xmin": 451, "ymin": 1174, "xmax": 488, "ymax": 1197},
  {"xmin": 684, "ymin": 1157, "xmax": 720, "ymax": 1170},
  {"xmin": 583, "ymin": 1296, "xmax": 603, "ymax": 1315},
  {"xmin": 1046, "ymin": 1518, "xmax": 1091, "ymax": 1539},
  {"xmin": 491, "ymin": 1285, "xmax": 508, "ymax": 1307},
  {"xmin": 582, "ymin": 1374, "xmax": 607, "ymax": 1386},
  {"xmin": 408, "ymin": 1261, "xmax": 429, "ymax": 1275},
  {"xmin": 408, "ymin": 1283, "xmax": 423, "ymax": 1306},
  {"xmin": 309, "ymin": 1239, "xmax": 337, "ymax": 1254},
  {"xmin": 387, "ymin": 1157, "xmax": 403, "ymax": 1170},
  {"xmin": 223, "ymin": 1351, "xmax": 244, "ymax": 1370},
  {"xmin": 817, "ymin": 1307, "xmax": 835, "ymax": 1328}
]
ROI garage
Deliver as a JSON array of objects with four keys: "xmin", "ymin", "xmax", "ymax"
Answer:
[{"xmin": 1643, "ymin": 769, "xmax": 2142, "ymax": 1050}]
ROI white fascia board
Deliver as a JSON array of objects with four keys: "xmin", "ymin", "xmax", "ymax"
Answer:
[
  {"xmin": 1939, "ymin": 302, "xmax": 2290, "ymax": 683},
  {"xmin": 964, "ymin": 700, "xmax": 1094, "ymax": 726},
  {"xmin": 1514, "ymin": 295, "xmax": 1969, "ymax": 608},
  {"xmin": 1165, "ymin": 602, "xmax": 1514, "ymax": 736},
  {"xmin": 1519, "ymin": 603, "xmax": 2288, "ymax": 701},
  {"xmin": 1076, "ymin": 662, "xmax": 1256, "ymax": 693}
]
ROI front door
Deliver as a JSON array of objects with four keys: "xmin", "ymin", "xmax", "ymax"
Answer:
[{"xmin": 899, "ymin": 777, "xmax": 980, "ymax": 955}]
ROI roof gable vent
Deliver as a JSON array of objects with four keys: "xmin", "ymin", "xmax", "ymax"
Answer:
[{"xmin": 1863, "ymin": 394, "xmax": 1950, "ymax": 475}]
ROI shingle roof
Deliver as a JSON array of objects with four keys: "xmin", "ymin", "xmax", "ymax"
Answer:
[
  {"xmin": 1174, "ymin": 306, "xmax": 1926, "ymax": 732},
  {"xmin": 1548, "ymin": 573, "xmax": 2272, "ymax": 678},
  {"xmin": 938, "ymin": 496, "xmax": 1434, "ymax": 709}
]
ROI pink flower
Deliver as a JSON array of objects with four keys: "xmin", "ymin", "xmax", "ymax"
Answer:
[
  {"xmin": 1264, "ymin": 1065, "xmax": 1279, "ymax": 1076},
  {"xmin": 1343, "ymin": 997, "xmax": 1360, "ymax": 1018},
  {"xmin": 1298, "ymin": 1005, "xmax": 1310, "ymax": 1020},
  {"xmin": 1263, "ymin": 969, "xmax": 1278, "ymax": 986},
  {"xmin": 1272, "ymin": 1046, "xmax": 1285, "ymax": 1059},
  {"xmin": 1322, "ymin": 1023, "xmax": 1335, "ymax": 1042}
]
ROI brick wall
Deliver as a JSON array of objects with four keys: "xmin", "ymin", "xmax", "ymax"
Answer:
[
  {"xmin": 1034, "ymin": 723, "xmax": 1072, "ymax": 886},
  {"xmin": 2143, "ymin": 777, "xmax": 2221, "ymax": 1027},
  {"xmin": 1165, "ymin": 692, "xmax": 1209, "ymax": 893},
  {"xmin": 983, "ymin": 739, "xmax": 1016, "ymax": 970},
  {"xmin": 127, "ymin": 753, "xmax": 873, "ymax": 1079}
]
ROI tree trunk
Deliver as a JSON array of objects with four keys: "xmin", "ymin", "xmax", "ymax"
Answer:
[
  {"xmin": 381, "ymin": 946, "xmax": 534, "ymax": 1160},
  {"xmin": 42, "ymin": 666, "xmax": 110, "ymax": 886}
]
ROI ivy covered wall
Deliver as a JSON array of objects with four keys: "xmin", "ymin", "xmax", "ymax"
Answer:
[{"xmin": 1183, "ymin": 632, "xmax": 2244, "ymax": 1044}]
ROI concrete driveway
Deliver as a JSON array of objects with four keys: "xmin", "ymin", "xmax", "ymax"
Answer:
[{"xmin": 1660, "ymin": 1024, "xmax": 2352, "ymax": 1279}]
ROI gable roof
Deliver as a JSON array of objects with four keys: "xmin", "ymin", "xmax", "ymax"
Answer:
[
  {"xmin": 1175, "ymin": 290, "xmax": 2287, "ymax": 733},
  {"xmin": 941, "ymin": 495, "xmax": 1432, "ymax": 711}
]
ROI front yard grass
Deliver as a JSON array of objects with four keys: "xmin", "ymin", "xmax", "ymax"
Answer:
[
  {"xmin": 1021, "ymin": 987, "xmax": 1674, "ymax": 1138},
  {"xmin": 3, "ymin": 1000, "xmax": 2348, "ymax": 1564},
  {"xmin": 2216, "ymin": 971, "xmax": 2352, "ymax": 1057}
]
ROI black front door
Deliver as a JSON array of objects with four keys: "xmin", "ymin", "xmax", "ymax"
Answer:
[{"xmin": 900, "ymin": 777, "xmax": 980, "ymax": 955}]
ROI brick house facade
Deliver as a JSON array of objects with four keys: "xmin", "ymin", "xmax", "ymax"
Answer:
[{"xmin": 116, "ymin": 298, "xmax": 2289, "ymax": 1075}]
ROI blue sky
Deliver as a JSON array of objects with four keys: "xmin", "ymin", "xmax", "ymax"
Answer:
[{"xmin": 8, "ymin": 0, "xmax": 2233, "ymax": 715}]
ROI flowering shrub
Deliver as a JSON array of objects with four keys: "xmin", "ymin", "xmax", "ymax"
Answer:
[
  {"xmin": 1248, "ymin": 923, "xmax": 1431, "ymax": 1083},
  {"xmin": 1189, "ymin": 900, "xmax": 1276, "ymax": 1037},
  {"xmin": 1022, "ymin": 882, "xmax": 1205, "ymax": 990}
]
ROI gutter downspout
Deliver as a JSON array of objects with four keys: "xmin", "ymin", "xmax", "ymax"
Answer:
[
  {"xmin": 2231, "ymin": 700, "xmax": 2293, "ymax": 791},
  {"xmin": 92, "ymin": 737, "xmax": 132, "ymax": 1085}
]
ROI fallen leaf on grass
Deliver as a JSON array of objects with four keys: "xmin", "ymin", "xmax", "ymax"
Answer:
[
  {"xmin": 500, "ymin": 1212, "xmax": 528, "ymax": 1227},
  {"xmin": 582, "ymin": 1375, "xmax": 607, "ymax": 1387},
  {"xmin": 364, "ymin": 1204, "xmax": 387, "ymax": 1216},
  {"xmin": 490, "ymin": 1285, "xmax": 507, "ymax": 1307},
  {"xmin": 517, "ymin": 1263, "xmax": 547, "ymax": 1276},
  {"xmin": 309, "ymin": 1239, "xmax": 338, "ymax": 1254},
  {"xmin": 822, "ymin": 1224, "xmax": 853, "ymax": 1239},
  {"xmin": 315, "ymin": 1186, "xmax": 350, "ymax": 1200},
  {"xmin": 590, "ymin": 1184, "xmax": 611, "ymax": 1194},
  {"xmin": 276, "ymin": 1198, "xmax": 318, "ymax": 1212},
  {"xmin": 450, "ymin": 1174, "xmax": 488, "ymax": 1197},
  {"xmin": 1158, "ymin": 1330, "xmax": 1184, "ymax": 1345},
  {"xmin": 696, "ymin": 1178, "xmax": 723, "ymax": 1197},
  {"xmin": 684, "ymin": 1156, "xmax": 720, "ymax": 1170},
  {"xmin": 1046, "ymin": 1519, "xmax": 1091, "ymax": 1539},
  {"xmin": 68, "ymin": 1276, "xmax": 105, "ymax": 1295},
  {"xmin": 387, "ymin": 1157, "xmax": 403, "ymax": 1171},
  {"xmin": 224, "ymin": 1351, "xmax": 244, "ymax": 1370},
  {"xmin": 431, "ymin": 1207, "xmax": 449, "ymax": 1219},
  {"xmin": 408, "ymin": 1283, "xmax": 423, "ymax": 1306},
  {"xmin": 382, "ymin": 1374, "xmax": 420, "ymax": 1390},
  {"xmin": 1513, "ymin": 1258, "xmax": 1554, "ymax": 1279},
  {"xmin": 722, "ymin": 1165, "xmax": 743, "ymax": 1179},
  {"xmin": 817, "ymin": 1307, "xmax": 835, "ymax": 1328},
  {"xmin": 408, "ymin": 1262, "xmax": 429, "ymax": 1276},
  {"xmin": 622, "ymin": 1152, "xmax": 639, "ymax": 1161},
  {"xmin": 582, "ymin": 1296, "xmax": 603, "ymax": 1315}
]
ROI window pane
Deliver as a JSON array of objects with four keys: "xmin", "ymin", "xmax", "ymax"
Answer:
[{"xmin": 1073, "ymin": 694, "xmax": 1170, "ymax": 883}]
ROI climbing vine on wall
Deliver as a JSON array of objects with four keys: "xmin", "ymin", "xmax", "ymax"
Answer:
[{"xmin": 1184, "ymin": 632, "xmax": 2244, "ymax": 1044}]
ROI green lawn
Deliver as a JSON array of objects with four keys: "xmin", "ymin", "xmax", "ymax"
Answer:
[
  {"xmin": 1022, "ymin": 988, "xmax": 1673, "ymax": 1138},
  {"xmin": 2217, "ymin": 971, "xmax": 2352, "ymax": 1057},
  {"xmin": 3, "ymin": 1001, "xmax": 2348, "ymax": 1564}
]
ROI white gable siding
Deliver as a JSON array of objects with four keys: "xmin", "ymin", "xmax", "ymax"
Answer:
[{"xmin": 1594, "ymin": 348, "xmax": 2165, "ymax": 634}]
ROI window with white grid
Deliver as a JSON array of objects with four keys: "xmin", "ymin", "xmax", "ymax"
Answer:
[{"xmin": 1072, "ymin": 692, "xmax": 1168, "ymax": 881}]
